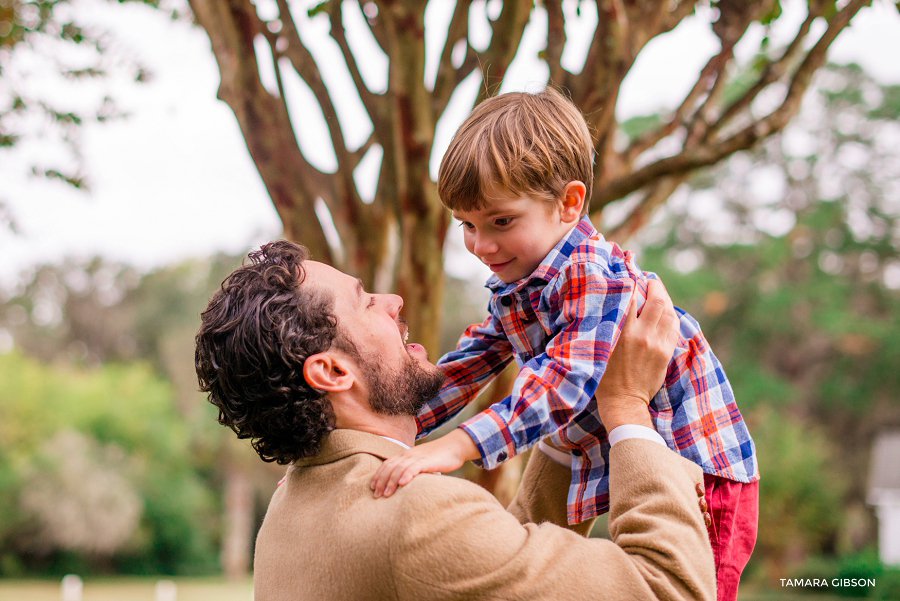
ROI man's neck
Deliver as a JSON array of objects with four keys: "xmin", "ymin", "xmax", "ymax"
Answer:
[{"xmin": 331, "ymin": 394, "xmax": 418, "ymax": 447}]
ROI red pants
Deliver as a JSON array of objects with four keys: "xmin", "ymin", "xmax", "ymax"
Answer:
[{"xmin": 704, "ymin": 474, "xmax": 759, "ymax": 601}]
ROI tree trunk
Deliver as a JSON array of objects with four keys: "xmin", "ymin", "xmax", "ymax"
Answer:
[{"xmin": 220, "ymin": 463, "xmax": 253, "ymax": 581}]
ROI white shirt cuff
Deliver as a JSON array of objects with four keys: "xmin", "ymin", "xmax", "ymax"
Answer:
[
  {"xmin": 608, "ymin": 424, "xmax": 666, "ymax": 447},
  {"xmin": 538, "ymin": 426, "xmax": 665, "ymax": 468},
  {"xmin": 537, "ymin": 440, "xmax": 572, "ymax": 467}
]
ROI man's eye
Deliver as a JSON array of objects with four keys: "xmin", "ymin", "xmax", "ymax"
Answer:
[{"xmin": 367, "ymin": 296, "xmax": 376, "ymax": 308}]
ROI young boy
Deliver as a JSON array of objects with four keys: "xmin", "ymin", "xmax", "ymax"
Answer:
[{"xmin": 371, "ymin": 88, "xmax": 759, "ymax": 601}]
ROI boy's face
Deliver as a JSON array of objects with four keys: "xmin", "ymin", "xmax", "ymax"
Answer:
[{"xmin": 452, "ymin": 183, "xmax": 584, "ymax": 283}]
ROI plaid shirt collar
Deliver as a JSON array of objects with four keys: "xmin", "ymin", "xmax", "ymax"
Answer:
[{"xmin": 486, "ymin": 216, "xmax": 598, "ymax": 295}]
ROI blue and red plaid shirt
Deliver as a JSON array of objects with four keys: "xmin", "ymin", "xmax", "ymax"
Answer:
[{"xmin": 416, "ymin": 216, "xmax": 758, "ymax": 524}]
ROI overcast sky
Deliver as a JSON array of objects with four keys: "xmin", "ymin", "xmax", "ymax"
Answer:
[{"xmin": 1, "ymin": 0, "xmax": 898, "ymax": 287}]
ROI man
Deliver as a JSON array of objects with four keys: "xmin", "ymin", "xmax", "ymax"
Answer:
[{"xmin": 195, "ymin": 240, "xmax": 715, "ymax": 601}]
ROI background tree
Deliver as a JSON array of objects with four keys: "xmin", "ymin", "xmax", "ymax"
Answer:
[{"xmin": 186, "ymin": 0, "xmax": 874, "ymax": 353}]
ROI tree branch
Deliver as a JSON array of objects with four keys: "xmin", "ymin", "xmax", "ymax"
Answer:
[
  {"xmin": 660, "ymin": 0, "xmax": 700, "ymax": 34},
  {"xmin": 474, "ymin": 0, "xmax": 532, "ymax": 104},
  {"xmin": 601, "ymin": 175, "xmax": 686, "ymax": 242},
  {"xmin": 594, "ymin": 0, "xmax": 870, "ymax": 210},
  {"xmin": 327, "ymin": 1, "xmax": 383, "ymax": 122},
  {"xmin": 433, "ymin": 0, "xmax": 473, "ymax": 112},
  {"xmin": 186, "ymin": 0, "xmax": 334, "ymax": 263},
  {"xmin": 544, "ymin": 0, "xmax": 567, "ymax": 89},
  {"xmin": 705, "ymin": 5, "xmax": 820, "ymax": 143},
  {"xmin": 275, "ymin": 0, "xmax": 365, "ymax": 211}
]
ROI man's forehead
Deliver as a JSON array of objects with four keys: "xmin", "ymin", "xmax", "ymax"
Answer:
[{"xmin": 304, "ymin": 261, "xmax": 361, "ymax": 298}]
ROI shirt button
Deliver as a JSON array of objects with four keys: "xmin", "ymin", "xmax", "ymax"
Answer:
[
  {"xmin": 571, "ymin": 449, "xmax": 583, "ymax": 457},
  {"xmin": 500, "ymin": 296, "xmax": 513, "ymax": 307},
  {"xmin": 496, "ymin": 452, "xmax": 508, "ymax": 462},
  {"xmin": 703, "ymin": 512, "xmax": 712, "ymax": 528},
  {"xmin": 699, "ymin": 498, "xmax": 708, "ymax": 512},
  {"xmin": 695, "ymin": 483, "xmax": 705, "ymax": 497}
]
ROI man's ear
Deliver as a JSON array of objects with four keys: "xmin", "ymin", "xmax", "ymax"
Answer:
[
  {"xmin": 303, "ymin": 352, "xmax": 355, "ymax": 392},
  {"xmin": 560, "ymin": 181, "xmax": 586, "ymax": 222}
]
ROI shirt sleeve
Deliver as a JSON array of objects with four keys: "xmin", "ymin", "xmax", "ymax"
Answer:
[
  {"xmin": 415, "ymin": 311, "xmax": 515, "ymax": 437},
  {"xmin": 461, "ymin": 262, "xmax": 636, "ymax": 469}
]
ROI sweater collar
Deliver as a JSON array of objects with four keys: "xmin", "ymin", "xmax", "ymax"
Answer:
[{"xmin": 292, "ymin": 429, "xmax": 408, "ymax": 467}]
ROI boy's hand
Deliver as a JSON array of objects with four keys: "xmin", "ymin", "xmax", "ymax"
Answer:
[{"xmin": 371, "ymin": 429, "xmax": 480, "ymax": 498}]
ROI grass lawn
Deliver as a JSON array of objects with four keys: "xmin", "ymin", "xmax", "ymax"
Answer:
[{"xmin": 0, "ymin": 577, "xmax": 253, "ymax": 601}]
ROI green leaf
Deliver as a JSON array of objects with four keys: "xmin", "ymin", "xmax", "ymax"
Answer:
[
  {"xmin": 619, "ymin": 114, "xmax": 663, "ymax": 141},
  {"xmin": 759, "ymin": 1, "xmax": 782, "ymax": 26},
  {"xmin": 307, "ymin": 0, "xmax": 331, "ymax": 18},
  {"xmin": 870, "ymin": 84, "xmax": 900, "ymax": 120}
]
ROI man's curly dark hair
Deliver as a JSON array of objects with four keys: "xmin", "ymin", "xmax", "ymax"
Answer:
[{"xmin": 195, "ymin": 240, "xmax": 351, "ymax": 464}]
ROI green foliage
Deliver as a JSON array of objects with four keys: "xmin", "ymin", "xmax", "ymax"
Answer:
[
  {"xmin": 619, "ymin": 114, "xmax": 663, "ymax": 142},
  {"xmin": 792, "ymin": 551, "xmax": 900, "ymax": 599},
  {"xmin": 752, "ymin": 407, "xmax": 847, "ymax": 566},
  {"xmin": 0, "ymin": 352, "xmax": 219, "ymax": 575}
]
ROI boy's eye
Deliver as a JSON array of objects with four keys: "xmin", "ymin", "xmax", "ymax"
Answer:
[
  {"xmin": 459, "ymin": 221, "xmax": 475, "ymax": 230},
  {"xmin": 494, "ymin": 217, "xmax": 512, "ymax": 227}
]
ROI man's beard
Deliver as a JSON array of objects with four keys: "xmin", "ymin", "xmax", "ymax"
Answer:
[{"xmin": 358, "ymin": 349, "xmax": 445, "ymax": 417}]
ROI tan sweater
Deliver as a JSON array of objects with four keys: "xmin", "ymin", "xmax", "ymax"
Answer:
[{"xmin": 253, "ymin": 429, "xmax": 715, "ymax": 601}]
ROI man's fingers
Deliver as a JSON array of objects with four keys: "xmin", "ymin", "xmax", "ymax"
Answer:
[{"xmin": 640, "ymin": 280, "xmax": 669, "ymax": 325}]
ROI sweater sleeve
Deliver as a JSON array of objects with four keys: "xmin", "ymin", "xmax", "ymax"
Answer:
[{"xmin": 389, "ymin": 439, "xmax": 715, "ymax": 601}]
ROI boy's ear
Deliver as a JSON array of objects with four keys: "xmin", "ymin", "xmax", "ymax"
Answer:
[
  {"xmin": 560, "ymin": 181, "xmax": 586, "ymax": 222},
  {"xmin": 302, "ymin": 351, "xmax": 356, "ymax": 392}
]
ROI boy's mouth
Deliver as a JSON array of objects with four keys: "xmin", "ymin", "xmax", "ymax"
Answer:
[{"xmin": 487, "ymin": 260, "xmax": 512, "ymax": 272}]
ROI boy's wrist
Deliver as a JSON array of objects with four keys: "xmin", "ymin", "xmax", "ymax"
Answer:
[{"xmin": 447, "ymin": 427, "xmax": 482, "ymax": 462}]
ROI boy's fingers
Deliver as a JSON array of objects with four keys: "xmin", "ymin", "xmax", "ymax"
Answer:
[
  {"xmin": 383, "ymin": 462, "xmax": 420, "ymax": 498},
  {"xmin": 372, "ymin": 458, "xmax": 403, "ymax": 497}
]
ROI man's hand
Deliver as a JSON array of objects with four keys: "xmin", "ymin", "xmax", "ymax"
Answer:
[
  {"xmin": 596, "ymin": 279, "xmax": 680, "ymax": 432},
  {"xmin": 371, "ymin": 429, "xmax": 481, "ymax": 498}
]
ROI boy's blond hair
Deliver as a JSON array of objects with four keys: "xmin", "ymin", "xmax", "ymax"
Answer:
[{"xmin": 437, "ymin": 87, "xmax": 593, "ymax": 216}]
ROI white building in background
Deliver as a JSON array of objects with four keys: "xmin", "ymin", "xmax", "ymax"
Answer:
[{"xmin": 868, "ymin": 431, "xmax": 900, "ymax": 566}]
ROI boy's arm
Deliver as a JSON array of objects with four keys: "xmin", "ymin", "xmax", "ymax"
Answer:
[
  {"xmin": 463, "ymin": 262, "xmax": 642, "ymax": 469},
  {"xmin": 415, "ymin": 312, "xmax": 514, "ymax": 437}
]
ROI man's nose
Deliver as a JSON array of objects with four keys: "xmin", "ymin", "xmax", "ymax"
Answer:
[{"xmin": 382, "ymin": 293, "xmax": 403, "ymax": 317}]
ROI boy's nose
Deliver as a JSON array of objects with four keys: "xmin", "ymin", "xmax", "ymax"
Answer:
[{"xmin": 473, "ymin": 234, "xmax": 499, "ymax": 257}]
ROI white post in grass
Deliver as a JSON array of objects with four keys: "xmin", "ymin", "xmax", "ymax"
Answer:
[
  {"xmin": 60, "ymin": 574, "xmax": 82, "ymax": 601},
  {"xmin": 155, "ymin": 579, "xmax": 177, "ymax": 601}
]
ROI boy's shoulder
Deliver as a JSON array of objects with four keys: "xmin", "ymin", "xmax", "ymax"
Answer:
[{"xmin": 557, "ymin": 232, "xmax": 638, "ymax": 282}]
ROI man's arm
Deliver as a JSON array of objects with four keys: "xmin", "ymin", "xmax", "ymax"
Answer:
[{"xmin": 389, "ymin": 441, "xmax": 713, "ymax": 601}]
